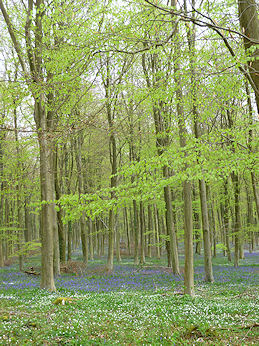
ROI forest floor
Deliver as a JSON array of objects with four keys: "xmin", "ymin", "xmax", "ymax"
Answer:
[{"xmin": 0, "ymin": 251, "xmax": 258, "ymax": 345}]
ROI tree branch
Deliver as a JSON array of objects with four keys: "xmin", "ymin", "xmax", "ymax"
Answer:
[{"xmin": 0, "ymin": 0, "xmax": 28, "ymax": 75}]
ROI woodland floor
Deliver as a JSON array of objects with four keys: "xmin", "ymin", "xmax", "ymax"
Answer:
[{"xmin": 0, "ymin": 251, "xmax": 258, "ymax": 345}]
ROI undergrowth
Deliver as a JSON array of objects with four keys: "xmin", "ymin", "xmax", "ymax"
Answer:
[{"xmin": 0, "ymin": 252, "xmax": 258, "ymax": 345}]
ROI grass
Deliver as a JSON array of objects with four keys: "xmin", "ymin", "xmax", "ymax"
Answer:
[{"xmin": 0, "ymin": 251, "xmax": 258, "ymax": 345}]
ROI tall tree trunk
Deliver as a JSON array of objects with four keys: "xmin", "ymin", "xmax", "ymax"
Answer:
[
  {"xmin": 238, "ymin": 0, "xmax": 259, "ymax": 113},
  {"xmin": 147, "ymin": 204, "xmax": 153, "ymax": 258},
  {"xmin": 153, "ymin": 205, "xmax": 160, "ymax": 259},
  {"xmin": 24, "ymin": 198, "xmax": 31, "ymax": 243},
  {"xmin": 223, "ymin": 180, "xmax": 231, "ymax": 261},
  {"xmin": 139, "ymin": 201, "xmax": 146, "ymax": 264},
  {"xmin": 67, "ymin": 221, "xmax": 72, "ymax": 261},
  {"xmin": 128, "ymin": 113, "xmax": 139, "ymax": 264},
  {"xmin": 184, "ymin": 0, "xmax": 213, "ymax": 283},
  {"xmin": 74, "ymin": 134, "xmax": 88, "ymax": 264},
  {"xmin": 199, "ymin": 179, "xmax": 214, "ymax": 282},
  {"xmin": 64, "ymin": 143, "xmax": 73, "ymax": 262},
  {"xmin": 5, "ymin": 198, "xmax": 10, "ymax": 260},
  {"xmin": 38, "ymin": 126, "xmax": 56, "ymax": 291},
  {"xmin": 88, "ymin": 218, "xmax": 94, "ymax": 260},
  {"xmin": 14, "ymin": 108, "xmax": 23, "ymax": 271},
  {"xmin": 133, "ymin": 200, "xmax": 139, "ymax": 264},
  {"xmin": 124, "ymin": 207, "xmax": 131, "ymax": 256},
  {"xmin": 193, "ymin": 184, "xmax": 201, "ymax": 255},
  {"xmin": 246, "ymin": 184, "xmax": 255, "ymax": 253},
  {"xmin": 163, "ymin": 176, "xmax": 179, "ymax": 272},
  {"xmin": 206, "ymin": 186, "xmax": 217, "ymax": 258},
  {"xmin": 172, "ymin": 9, "xmax": 194, "ymax": 293},
  {"xmin": 54, "ymin": 147, "xmax": 66, "ymax": 263},
  {"xmin": 245, "ymin": 81, "xmax": 259, "ymax": 219},
  {"xmin": 107, "ymin": 131, "xmax": 117, "ymax": 270},
  {"xmin": 251, "ymin": 173, "xmax": 259, "ymax": 220},
  {"xmin": 107, "ymin": 208, "xmax": 115, "ymax": 271},
  {"xmin": 116, "ymin": 218, "xmax": 121, "ymax": 264},
  {"xmin": 0, "ymin": 128, "xmax": 4, "ymax": 267},
  {"xmin": 231, "ymin": 172, "xmax": 241, "ymax": 267},
  {"xmin": 103, "ymin": 57, "xmax": 118, "ymax": 272}
]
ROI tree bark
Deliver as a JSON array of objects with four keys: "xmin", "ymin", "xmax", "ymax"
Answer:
[
  {"xmin": 238, "ymin": 0, "xmax": 259, "ymax": 114},
  {"xmin": 54, "ymin": 147, "xmax": 66, "ymax": 263},
  {"xmin": 115, "ymin": 214, "xmax": 121, "ymax": 263},
  {"xmin": 147, "ymin": 204, "xmax": 153, "ymax": 258},
  {"xmin": 74, "ymin": 134, "xmax": 88, "ymax": 264},
  {"xmin": 88, "ymin": 218, "xmax": 94, "ymax": 260},
  {"xmin": 14, "ymin": 107, "xmax": 23, "ymax": 271},
  {"xmin": 231, "ymin": 172, "xmax": 241, "ymax": 267},
  {"xmin": 67, "ymin": 221, "xmax": 72, "ymax": 261},
  {"xmin": 0, "ymin": 127, "xmax": 4, "ymax": 267},
  {"xmin": 139, "ymin": 201, "xmax": 146, "ymax": 264},
  {"xmin": 124, "ymin": 207, "xmax": 131, "ymax": 256},
  {"xmin": 223, "ymin": 180, "xmax": 231, "ymax": 261},
  {"xmin": 153, "ymin": 205, "xmax": 160, "ymax": 259},
  {"xmin": 199, "ymin": 179, "xmax": 214, "ymax": 282},
  {"xmin": 193, "ymin": 185, "xmax": 201, "ymax": 255},
  {"xmin": 38, "ymin": 127, "xmax": 56, "ymax": 290},
  {"xmin": 133, "ymin": 200, "xmax": 139, "ymax": 264}
]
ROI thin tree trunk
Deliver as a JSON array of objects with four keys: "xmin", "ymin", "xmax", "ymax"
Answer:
[
  {"xmin": 206, "ymin": 186, "xmax": 217, "ymax": 258},
  {"xmin": 115, "ymin": 214, "xmax": 121, "ymax": 263},
  {"xmin": 124, "ymin": 207, "xmax": 131, "ymax": 256},
  {"xmin": 223, "ymin": 180, "xmax": 231, "ymax": 261},
  {"xmin": 74, "ymin": 134, "xmax": 88, "ymax": 264},
  {"xmin": 107, "ymin": 209, "xmax": 115, "ymax": 271},
  {"xmin": 103, "ymin": 58, "xmax": 117, "ymax": 272},
  {"xmin": 246, "ymin": 184, "xmax": 255, "ymax": 253},
  {"xmin": 172, "ymin": 0, "xmax": 194, "ymax": 293},
  {"xmin": 67, "ymin": 221, "xmax": 72, "ymax": 261},
  {"xmin": 24, "ymin": 198, "xmax": 31, "ymax": 243},
  {"xmin": 5, "ymin": 198, "xmax": 10, "ymax": 260},
  {"xmin": 139, "ymin": 201, "xmax": 145, "ymax": 264},
  {"xmin": 251, "ymin": 173, "xmax": 259, "ymax": 220},
  {"xmin": 13, "ymin": 107, "xmax": 23, "ymax": 271},
  {"xmin": 54, "ymin": 147, "xmax": 66, "ymax": 263},
  {"xmin": 133, "ymin": 200, "xmax": 139, "ymax": 264},
  {"xmin": 0, "ymin": 126, "xmax": 3, "ymax": 267},
  {"xmin": 153, "ymin": 205, "xmax": 160, "ymax": 259},
  {"xmin": 193, "ymin": 184, "xmax": 201, "ymax": 255},
  {"xmin": 231, "ymin": 172, "xmax": 241, "ymax": 267},
  {"xmin": 147, "ymin": 204, "xmax": 153, "ymax": 258},
  {"xmin": 199, "ymin": 180, "xmax": 214, "ymax": 282},
  {"xmin": 88, "ymin": 218, "xmax": 94, "ymax": 260}
]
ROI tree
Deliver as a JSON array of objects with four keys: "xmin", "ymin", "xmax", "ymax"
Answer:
[{"xmin": 238, "ymin": 0, "xmax": 259, "ymax": 114}]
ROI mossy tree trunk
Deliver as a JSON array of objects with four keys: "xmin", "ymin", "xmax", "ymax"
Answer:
[{"xmin": 0, "ymin": 126, "xmax": 4, "ymax": 267}]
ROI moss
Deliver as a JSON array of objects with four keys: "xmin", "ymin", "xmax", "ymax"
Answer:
[
  {"xmin": 1, "ymin": 315, "xmax": 10, "ymax": 321},
  {"xmin": 53, "ymin": 297, "xmax": 74, "ymax": 305}
]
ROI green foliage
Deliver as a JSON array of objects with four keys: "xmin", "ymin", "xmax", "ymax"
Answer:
[{"xmin": 216, "ymin": 243, "xmax": 227, "ymax": 251}]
